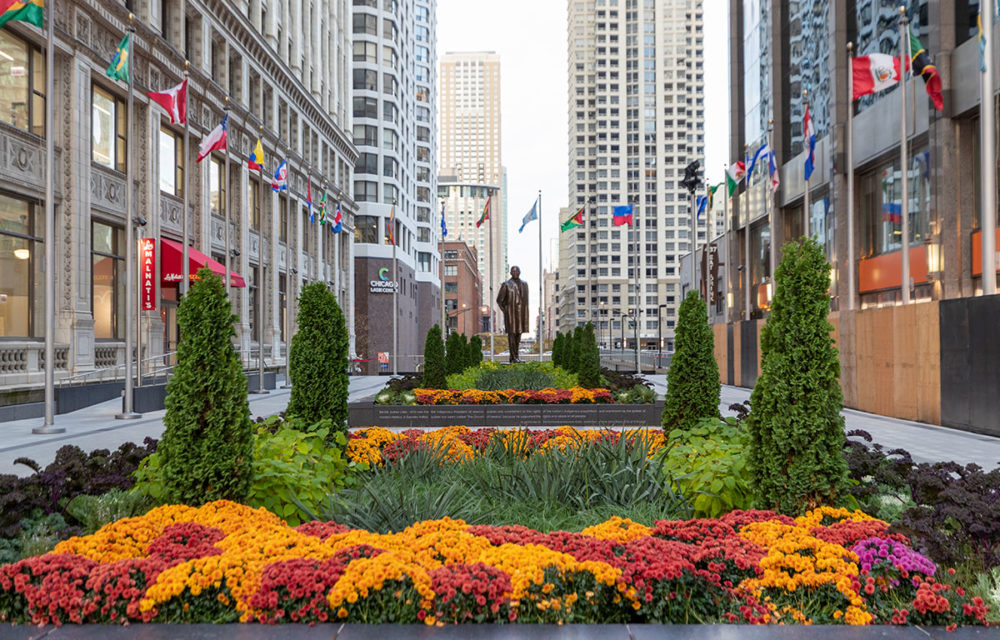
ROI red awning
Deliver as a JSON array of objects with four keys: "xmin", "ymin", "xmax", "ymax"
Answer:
[{"xmin": 160, "ymin": 238, "xmax": 246, "ymax": 288}]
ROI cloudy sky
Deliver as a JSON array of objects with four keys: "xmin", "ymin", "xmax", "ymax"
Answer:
[{"xmin": 436, "ymin": 0, "xmax": 729, "ymax": 331}]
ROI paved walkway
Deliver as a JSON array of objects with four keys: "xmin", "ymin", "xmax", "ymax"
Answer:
[{"xmin": 2, "ymin": 376, "xmax": 998, "ymax": 476}]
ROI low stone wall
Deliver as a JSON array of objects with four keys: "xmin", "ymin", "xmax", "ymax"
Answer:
[{"xmin": 349, "ymin": 402, "xmax": 665, "ymax": 428}]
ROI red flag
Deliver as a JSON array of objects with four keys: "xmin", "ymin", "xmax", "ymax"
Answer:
[
  {"xmin": 851, "ymin": 53, "xmax": 903, "ymax": 101},
  {"xmin": 147, "ymin": 78, "xmax": 188, "ymax": 124}
]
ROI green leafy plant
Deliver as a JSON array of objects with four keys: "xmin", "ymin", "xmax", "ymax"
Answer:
[
  {"xmin": 287, "ymin": 282, "xmax": 350, "ymax": 433},
  {"xmin": 159, "ymin": 267, "xmax": 253, "ymax": 505},
  {"xmin": 246, "ymin": 422, "xmax": 363, "ymax": 526},
  {"xmin": 64, "ymin": 489, "xmax": 154, "ymax": 535},
  {"xmin": 422, "ymin": 325, "xmax": 446, "ymax": 388},
  {"xmin": 445, "ymin": 361, "xmax": 579, "ymax": 391},
  {"xmin": 0, "ymin": 513, "xmax": 70, "ymax": 564},
  {"xmin": 746, "ymin": 237, "xmax": 849, "ymax": 514},
  {"xmin": 662, "ymin": 291, "xmax": 720, "ymax": 431},
  {"xmin": 615, "ymin": 384, "xmax": 657, "ymax": 404},
  {"xmin": 658, "ymin": 417, "xmax": 752, "ymax": 518}
]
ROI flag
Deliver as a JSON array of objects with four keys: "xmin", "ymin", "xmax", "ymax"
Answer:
[
  {"xmin": 248, "ymin": 138, "xmax": 264, "ymax": 172},
  {"xmin": 695, "ymin": 194, "xmax": 708, "ymax": 219},
  {"xmin": 476, "ymin": 197, "xmax": 490, "ymax": 228},
  {"xmin": 440, "ymin": 201, "xmax": 448, "ymax": 238},
  {"xmin": 196, "ymin": 113, "xmax": 227, "ymax": 163},
  {"xmin": 332, "ymin": 202, "xmax": 343, "ymax": 233},
  {"xmin": 851, "ymin": 53, "xmax": 902, "ymax": 101},
  {"xmin": 747, "ymin": 143, "xmax": 771, "ymax": 177},
  {"xmin": 388, "ymin": 206, "xmax": 395, "ymax": 245},
  {"xmin": 612, "ymin": 204, "xmax": 633, "ymax": 226},
  {"xmin": 0, "ymin": 0, "xmax": 42, "ymax": 29},
  {"xmin": 560, "ymin": 207, "xmax": 584, "ymax": 232},
  {"xmin": 708, "ymin": 183, "xmax": 722, "ymax": 212},
  {"xmin": 518, "ymin": 199, "xmax": 538, "ymax": 233},
  {"xmin": 726, "ymin": 161, "xmax": 746, "ymax": 196},
  {"xmin": 909, "ymin": 27, "xmax": 944, "ymax": 111},
  {"xmin": 271, "ymin": 159, "xmax": 287, "ymax": 192},
  {"xmin": 318, "ymin": 190, "xmax": 327, "ymax": 224},
  {"xmin": 768, "ymin": 149, "xmax": 780, "ymax": 193},
  {"xmin": 980, "ymin": 12, "xmax": 987, "ymax": 73},
  {"xmin": 307, "ymin": 180, "xmax": 314, "ymax": 223},
  {"xmin": 803, "ymin": 104, "xmax": 816, "ymax": 181},
  {"xmin": 106, "ymin": 34, "xmax": 130, "ymax": 83},
  {"xmin": 147, "ymin": 78, "xmax": 188, "ymax": 124}
]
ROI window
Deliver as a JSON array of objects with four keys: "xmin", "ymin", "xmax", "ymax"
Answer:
[
  {"xmin": 353, "ymin": 68, "xmax": 377, "ymax": 90},
  {"xmin": 444, "ymin": 282, "xmax": 458, "ymax": 293},
  {"xmin": 354, "ymin": 214, "xmax": 378, "ymax": 243},
  {"xmin": 158, "ymin": 128, "xmax": 183, "ymax": 196},
  {"xmin": 279, "ymin": 197, "xmax": 288, "ymax": 243},
  {"xmin": 92, "ymin": 221, "xmax": 125, "ymax": 340},
  {"xmin": 352, "ymin": 41, "xmax": 377, "ymax": 62},
  {"xmin": 353, "ymin": 124, "xmax": 377, "ymax": 147},
  {"xmin": 92, "ymin": 85, "xmax": 126, "ymax": 171},
  {"xmin": 383, "ymin": 156, "xmax": 398, "ymax": 179},
  {"xmin": 443, "ymin": 250, "xmax": 458, "ymax": 259},
  {"xmin": 352, "ymin": 13, "xmax": 377, "ymax": 35},
  {"xmin": 417, "ymin": 226, "xmax": 429, "ymax": 242},
  {"xmin": 352, "ymin": 96, "xmax": 377, "ymax": 119},
  {"xmin": 859, "ymin": 148, "xmax": 931, "ymax": 257},
  {"xmin": 383, "ymin": 129, "xmax": 398, "ymax": 152},
  {"xmin": 418, "ymin": 251, "xmax": 431, "ymax": 272},
  {"xmin": 356, "ymin": 152, "xmax": 377, "ymax": 174},
  {"xmin": 444, "ymin": 265, "xmax": 458, "ymax": 276},
  {"xmin": 354, "ymin": 180, "xmax": 377, "ymax": 202},
  {"xmin": 0, "ymin": 31, "xmax": 45, "ymax": 137},
  {"xmin": 209, "ymin": 157, "xmax": 225, "ymax": 216},
  {"xmin": 0, "ymin": 193, "xmax": 43, "ymax": 337},
  {"xmin": 248, "ymin": 178, "xmax": 261, "ymax": 230},
  {"xmin": 382, "ymin": 101, "xmax": 397, "ymax": 123}
]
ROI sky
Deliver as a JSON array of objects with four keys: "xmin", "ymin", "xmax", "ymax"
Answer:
[{"xmin": 436, "ymin": 0, "xmax": 730, "ymax": 332}]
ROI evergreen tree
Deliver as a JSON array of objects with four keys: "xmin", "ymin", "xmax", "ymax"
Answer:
[
  {"xmin": 445, "ymin": 331, "xmax": 466, "ymax": 375},
  {"xmin": 422, "ymin": 325, "xmax": 446, "ymax": 388},
  {"xmin": 746, "ymin": 238, "xmax": 849, "ymax": 514},
  {"xmin": 578, "ymin": 323, "xmax": 602, "ymax": 388},
  {"xmin": 469, "ymin": 335, "xmax": 484, "ymax": 366},
  {"xmin": 661, "ymin": 291, "xmax": 720, "ymax": 431},
  {"xmin": 461, "ymin": 333, "xmax": 474, "ymax": 371},
  {"xmin": 159, "ymin": 268, "xmax": 252, "ymax": 504},
  {"xmin": 552, "ymin": 332, "xmax": 563, "ymax": 368},
  {"xmin": 567, "ymin": 326, "xmax": 583, "ymax": 373},
  {"xmin": 286, "ymin": 282, "xmax": 349, "ymax": 433}
]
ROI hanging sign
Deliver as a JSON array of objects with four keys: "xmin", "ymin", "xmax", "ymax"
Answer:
[{"xmin": 139, "ymin": 238, "xmax": 157, "ymax": 310}]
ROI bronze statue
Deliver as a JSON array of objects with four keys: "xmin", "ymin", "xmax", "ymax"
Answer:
[{"xmin": 496, "ymin": 265, "xmax": 530, "ymax": 364}]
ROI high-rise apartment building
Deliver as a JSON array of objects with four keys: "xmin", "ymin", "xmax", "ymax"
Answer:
[
  {"xmin": 562, "ymin": 0, "xmax": 705, "ymax": 352},
  {"xmin": 438, "ymin": 52, "xmax": 507, "ymax": 310},
  {"xmin": 351, "ymin": 0, "xmax": 440, "ymax": 373}
]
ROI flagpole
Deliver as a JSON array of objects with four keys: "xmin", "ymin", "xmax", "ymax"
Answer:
[
  {"xmin": 898, "ymin": 6, "xmax": 911, "ymax": 304},
  {"xmin": 37, "ymin": 0, "xmax": 62, "ymax": 432},
  {"xmin": 723, "ymin": 164, "xmax": 731, "ymax": 322},
  {"xmin": 392, "ymin": 199, "xmax": 398, "ymax": 376},
  {"xmin": 981, "ymin": 0, "xmax": 998, "ymax": 295},
  {"xmin": 847, "ymin": 42, "xmax": 857, "ymax": 310},
  {"xmin": 181, "ymin": 63, "xmax": 190, "ymax": 299},
  {"xmin": 803, "ymin": 90, "xmax": 811, "ymax": 239},
  {"xmin": 488, "ymin": 189, "xmax": 495, "ymax": 362},
  {"xmin": 116, "ymin": 16, "xmax": 140, "ymax": 419},
  {"xmin": 252, "ymin": 124, "xmax": 268, "ymax": 394},
  {"xmin": 767, "ymin": 120, "xmax": 777, "ymax": 286},
  {"xmin": 439, "ymin": 199, "xmax": 445, "ymax": 340},
  {"xmin": 223, "ymin": 98, "xmax": 231, "ymax": 299},
  {"xmin": 744, "ymin": 144, "xmax": 751, "ymax": 319},
  {"xmin": 282, "ymin": 146, "xmax": 293, "ymax": 388},
  {"xmin": 537, "ymin": 190, "xmax": 543, "ymax": 361},
  {"xmin": 633, "ymin": 201, "xmax": 640, "ymax": 373}
]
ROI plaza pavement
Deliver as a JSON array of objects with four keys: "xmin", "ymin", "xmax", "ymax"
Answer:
[{"xmin": 1, "ymin": 375, "xmax": 998, "ymax": 477}]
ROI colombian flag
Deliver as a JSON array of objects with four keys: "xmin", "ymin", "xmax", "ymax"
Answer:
[
  {"xmin": 248, "ymin": 138, "xmax": 264, "ymax": 172},
  {"xmin": 0, "ymin": 0, "xmax": 43, "ymax": 29}
]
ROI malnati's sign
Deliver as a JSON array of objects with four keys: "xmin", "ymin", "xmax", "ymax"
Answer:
[{"xmin": 140, "ymin": 238, "xmax": 156, "ymax": 310}]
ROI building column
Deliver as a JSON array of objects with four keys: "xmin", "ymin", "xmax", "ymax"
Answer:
[
  {"xmin": 290, "ymin": 0, "xmax": 302, "ymax": 74},
  {"xmin": 270, "ymin": 161, "xmax": 281, "ymax": 363}
]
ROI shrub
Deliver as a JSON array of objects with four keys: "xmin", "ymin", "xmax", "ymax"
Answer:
[
  {"xmin": 661, "ymin": 291, "xmax": 720, "ymax": 432},
  {"xmin": 445, "ymin": 331, "xmax": 467, "ymax": 376},
  {"xmin": 746, "ymin": 238, "xmax": 849, "ymax": 514},
  {"xmin": 64, "ymin": 490, "xmax": 154, "ymax": 535},
  {"xmin": 422, "ymin": 325, "xmax": 446, "ymax": 388},
  {"xmin": 469, "ymin": 335, "xmax": 484, "ymax": 366},
  {"xmin": 445, "ymin": 361, "xmax": 579, "ymax": 391},
  {"xmin": 600, "ymin": 368, "xmax": 649, "ymax": 393},
  {"xmin": 566, "ymin": 326, "xmax": 583, "ymax": 373},
  {"xmin": 578, "ymin": 323, "xmax": 602, "ymax": 388},
  {"xmin": 287, "ymin": 282, "xmax": 350, "ymax": 432}
]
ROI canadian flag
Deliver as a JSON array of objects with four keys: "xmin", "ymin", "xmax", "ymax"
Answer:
[
  {"xmin": 852, "ymin": 53, "xmax": 905, "ymax": 101},
  {"xmin": 147, "ymin": 78, "xmax": 188, "ymax": 124}
]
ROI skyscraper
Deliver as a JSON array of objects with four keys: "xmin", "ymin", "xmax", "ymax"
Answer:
[
  {"xmin": 351, "ymin": 0, "xmax": 440, "ymax": 373},
  {"xmin": 562, "ymin": 0, "xmax": 705, "ymax": 352},
  {"xmin": 438, "ymin": 52, "xmax": 507, "ymax": 310}
]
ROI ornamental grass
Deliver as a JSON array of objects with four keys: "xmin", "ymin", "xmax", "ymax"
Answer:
[
  {"xmin": 412, "ymin": 386, "xmax": 614, "ymax": 405},
  {"xmin": 0, "ymin": 500, "xmax": 989, "ymax": 627}
]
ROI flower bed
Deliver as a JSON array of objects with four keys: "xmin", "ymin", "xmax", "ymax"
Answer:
[
  {"xmin": 0, "ymin": 501, "xmax": 989, "ymax": 626},
  {"xmin": 412, "ymin": 387, "xmax": 615, "ymax": 405},
  {"xmin": 346, "ymin": 426, "xmax": 665, "ymax": 466}
]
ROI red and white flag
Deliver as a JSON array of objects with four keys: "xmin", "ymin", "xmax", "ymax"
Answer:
[
  {"xmin": 197, "ymin": 114, "xmax": 228, "ymax": 163},
  {"xmin": 852, "ymin": 53, "xmax": 904, "ymax": 101},
  {"xmin": 147, "ymin": 78, "xmax": 188, "ymax": 124}
]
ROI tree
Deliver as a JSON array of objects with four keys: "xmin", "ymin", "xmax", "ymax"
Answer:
[
  {"xmin": 422, "ymin": 325, "xmax": 446, "ymax": 388},
  {"xmin": 578, "ymin": 323, "xmax": 602, "ymax": 388},
  {"xmin": 159, "ymin": 268, "xmax": 252, "ymax": 504},
  {"xmin": 461, "ymin": 333, "xmax": 474, "ymax": 371},
  {"xmin": 661, "ymin": 291, "xmax": 720, "ymax": 431},
  {"xmin": 567, "ymin": 326, "xmax": 584, "ymax": 373},
  {"xmin": 552, "ymin": 332, "xmax": 564, "ymax": 368},
  {"xmin": 469, "ymin": 335, "xmax": 484, "ymax": 366},
  {"xmin": 445, "ymin": 331, "xmax": 466, "ymax": 375},
  {"xmin": 746, "ymin": 238, "xmax": 849, "ymax": 514},
  {"xmin": 286, "ymin": 282, "xmax": 350, "ymax": 433}
]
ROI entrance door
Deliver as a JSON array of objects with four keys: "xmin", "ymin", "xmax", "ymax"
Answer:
[{"xmin": 161, "ymin": 299, "xmax": 178, "ymax": 367}]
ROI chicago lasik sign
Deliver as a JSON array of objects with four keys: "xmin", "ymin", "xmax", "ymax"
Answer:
[{"xmin": 370, "ymin": 267, "xmax": 398, "ymax": 293}]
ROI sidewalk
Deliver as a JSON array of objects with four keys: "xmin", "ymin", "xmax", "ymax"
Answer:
[{"xmin": 2, "ymin": 376, "xmax": 998, "ymax": 476}]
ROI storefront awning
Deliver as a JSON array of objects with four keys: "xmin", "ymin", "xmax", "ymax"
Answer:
[{"xmin": 161, "ymin": 238, "xmax": 246, "ymax": 288}]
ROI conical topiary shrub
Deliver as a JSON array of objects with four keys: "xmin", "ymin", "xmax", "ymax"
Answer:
[
  {"xmin": 445, "ymin": 331, "xmax": 466, "ymax": 375},
  {"xmin": 552, "ymin": 332, "xmax": 563, "ymax": 368},
  {"xmin": 286, "ymin": 282, "xmax": 349, "ymax": 433},
  {"xmin": 577, "ymin": 322, "xmax": 602, "ymax": 388},
  {"xmin": 746, "ymin": 237, "xmax": 849, "ymax": 514},
  {"xmin": 422, "ymin": 325, "xmax": 446, "ymax": 388},
  {"xmin": 469, "ymin": 335, "xmax": 484, "ymax": 366},
  {"xmin": 159, "ymin": 267, "xmax": 252, "ymax": 504},
  {"xmin": 661, "ymin": 290, "xmax": 720, "ymax": 431}
]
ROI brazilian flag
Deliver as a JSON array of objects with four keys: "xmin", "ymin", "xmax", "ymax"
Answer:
[
  {"xmin": 0, "ymin": 0, "xmax": 43, "ymax": 29},
  {"xmin": 107, "ymin": 33, "xmax": 130, "ymax": 83}
]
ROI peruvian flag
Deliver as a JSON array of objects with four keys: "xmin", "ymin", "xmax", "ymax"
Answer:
[
  {"xmin": 197, "ymin": 113, "xmax": 228, "ymax": 163},
  {"xmin": 852, "ymin": 53, "xmax": 904, "ymax": 101},
  {"xmin": 147, "ymin": 78, "xmax": 187, "ymax": 124}
]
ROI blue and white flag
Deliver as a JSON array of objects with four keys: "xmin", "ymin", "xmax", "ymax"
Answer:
[
  {"xmin": 518, "ymin": 198, "xmax": 538, "ymax": 233},
  {"xmin": 271, "ymin": 160, "xmax": 287, "ymax": 192},
  {"xmin": 747, "ymin": 143, "xmax": 771, "ymax": 177},
  {"xmin": 803, "ymin": 105, "xmax": 816, "ymax": 181},
  {"xmin": 440, "ymin": 201, "xmax": 448, "ymax": 237},
  {"xmin": 695, "ymin": 194, "xmax": 708, "ymax": 219}
]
